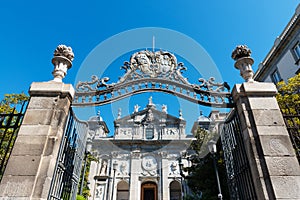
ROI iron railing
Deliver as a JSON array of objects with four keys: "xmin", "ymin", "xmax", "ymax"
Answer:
[
  {"xmin": 281, "ymin": 105, "xmax": 300, "ymax": 164},
  {"xmin": 0, "ymin": 102, "xmax": 27, "ymax": 182},
  {"xmin": 220, "ymin": 109, "xmax": 257, "ymax": 200},
  {"xmin": 48, "ymin": 108, "xmax": 88, "ymax": 200}
]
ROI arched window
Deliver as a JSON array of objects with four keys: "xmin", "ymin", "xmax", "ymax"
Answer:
[
  {"xmin": 170, "ymin": 181, "xmax": 182, "ymax": 200},
  {"xmin": 117, "ymin": 181, "xmax": 129, "ymax": 200}
]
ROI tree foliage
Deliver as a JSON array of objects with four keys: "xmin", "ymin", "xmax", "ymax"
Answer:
[
  {"xmin": 78, "ymin": 154, "xmax": 98, "ymax": 199},
  {"xmin": 0, "ymin": 93, "xmax": 29, "ymax": 113},
  {"xmin": 276, "ymin": 73, "xmax": 300, "ymax": 161},
  {"xmin": 184, "ymin": 128, "xmax": 229, "ymax": 200},
  {"xmin": 276, "ymin": 73, "xmax": 300, "ymax": 115}
]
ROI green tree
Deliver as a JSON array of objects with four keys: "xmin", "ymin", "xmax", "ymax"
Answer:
[
  {"xmin": 183, "ymin": 128, "xmax": 229, "ymax": 200},
  {"xmin": 276, "ymin": 73, "xmax": 300, "ymax": 161},
  {"xmin": 0, "ymin": 93, "xmax": 29, "ymax": 113},
  {"xmin": 276, "ymin": 73, "xmax": 300, "ymax": 116},
  {"xmin": 78, "ymin": 154, "xmax": 98, "ymax": 199}
]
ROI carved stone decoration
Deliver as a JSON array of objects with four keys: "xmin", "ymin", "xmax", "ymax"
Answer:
[
  {"xmin": 159, "ymin": 151, "xmax": 168, "ymax": 158},
  {"xmin": 134, "ymin": 104, "xmax": 140, "ymax": 113},
  {"xmin": 231, "ymin": 45, "xmax": 252, "ymax": 61},
  {"xmin": 118, "ymin": 161, "xmax": 128, "ymax": 176},
  {"xmin": 232, "ymin": 45, "xmax": 255, "ymax": 82},
  {"xmin": 146, "ymin": 109, "xmax": 154, "ymax": 122},
  {"xmin": 127, "ymin": 50, "xmax": 177, "ymax": 77},
  {"xmin": 162, "ymin": 104, "xmax": 167, "ymax": 113},
  {"xmin": 99, "ymin": 160, "xmax": 108, "ymax": 176},
  {"xmin": 169, "ymin": 162, "xmax": 178, "ymax": 175},
  {"xmin": 51, "ymin": 44, "xmax": 74, "ymax": 82},
  {"xmin": 95, "ymin": 184, "xmax": 103, "ymax": 199},
  {"xmin": 131, "ymin": 149, "xmax": 141, "ymax": 159},
  {"xmin": 141, "ymin": 155, "xmax": 157, "ymax": 176},
  {"xmin": 165, "ymin": 128, "xmax": 178, "ymax": 135},
  {"xmin": 119, "ymin": 128, "xmax": 132, "ymax": 136},
  {"xmin": 269, "ymin": 138, "xmax": 289, "ymax": 155}
]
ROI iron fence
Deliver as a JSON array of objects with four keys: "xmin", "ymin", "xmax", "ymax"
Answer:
[
  {"xmin": 0, "ymin": 102, "xmax": 27, "ymax": 182},
  {"xmin": 281, "ymin": 105, "xmax": 300, "ymax": 164},
  {"xmin": 48, "ymin": 108, "xmax": 88, "ymax": 200},
  {"xmin": 220, "ymin": 109, "xmax": 257, "ymax": 200}
]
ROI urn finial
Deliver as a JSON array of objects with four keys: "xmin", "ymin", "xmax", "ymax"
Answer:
[
  {"xmin": 232, "ymin": 45, "xmax": 255, "ymax": 82},
  {"xmin": 51, "ymin": 44, "xmax": 74, "ymax": 82}
]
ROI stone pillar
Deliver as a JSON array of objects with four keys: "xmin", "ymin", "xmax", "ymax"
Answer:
[
  {"xmin": 129, "ymin": 150, "xmax": 141, "ymax": 200},
  {"xmin": 161, "ymin": 154, "xmax": 169, "ymax": 200},
  {"xmin": 232, "ymin": 45, "xmax": 300, "ymax": 199},
  {"xmin": 0, "ymin": 45, "xmax": 75, "ymax": 199}
]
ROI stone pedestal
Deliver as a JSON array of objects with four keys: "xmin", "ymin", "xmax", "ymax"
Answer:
[
  {"xmin": 232, "ymin": 82, "xmax": 300, "ymax": 199},
  {"xmin": 0, "ymin": 81, "xmax": 74, "ymax": 199}
]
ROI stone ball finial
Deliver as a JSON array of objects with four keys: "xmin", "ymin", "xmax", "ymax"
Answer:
[
  {"xmin": 231, "ymin": 45, "xmax": 252, "ymax": 61},
  {"xmin": 51, "ymin": 44, "xmax": 74, "ymax": 82},
  {"xmin": 232, "ymin": 44, "xmax": 255, "ymax": 82}
]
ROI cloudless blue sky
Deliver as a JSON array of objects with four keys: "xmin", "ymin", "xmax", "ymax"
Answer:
[{"xmin": 0, "ymin": 1, "xmax": 299, "ymax": 133}]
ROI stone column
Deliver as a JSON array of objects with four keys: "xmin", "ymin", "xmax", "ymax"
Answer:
[
  {"xmin": 0, "ymin": 45, "xmax": 75, "ymax": 199},
  {"xmin": 160, "ymin": 152, "xmax": 169, "ymax": 200},
  {"xmin": 232, "ymin": 45, "xmax": 300, "ymax": 199},
  {"xmin": 129, "ymin": 150, "xmax": 141, "ymax": 200}
]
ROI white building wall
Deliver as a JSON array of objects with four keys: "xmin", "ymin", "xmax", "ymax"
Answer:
[{"xmin": 277, "ymin": 50, "xmax": 299, "ymax": 82}]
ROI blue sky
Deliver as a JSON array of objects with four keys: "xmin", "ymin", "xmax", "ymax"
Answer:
[{"xmin": 0, "ymin": 1, "xmax": 299, "ymax": 133}]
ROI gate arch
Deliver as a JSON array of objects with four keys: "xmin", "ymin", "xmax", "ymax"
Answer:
[{"xmin": 73, "ymin": 49, "xmax": 234, "ymax": 108}]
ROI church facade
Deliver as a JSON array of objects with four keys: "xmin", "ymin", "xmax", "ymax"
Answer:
[{"xmin": 87, "ymin": 98, "xmax": 193, "ymax": 200}]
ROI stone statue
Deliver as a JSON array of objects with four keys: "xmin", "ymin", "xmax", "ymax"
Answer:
[
  {"xmin": 179, "ymin": 109, "xmax": 183, "ymax": 119},
  {"xmin": 170, "ymin": 162, "xmax": 178, "ymax": 174},
  {"xmin": 162, "ymin": 104, "xmax": 167, "ymax": 113},
  {"xmin": 99, "ymin": 160, "xmax": 107, "ymax": 176},
  {"xmin": 148, "ymin": 96, "xmax": 154, "ymax": 105},
  {"xmin": 134, "ymin": 104, "xmax": 140, "ymax": 113},
  {"xmin": 120, "ymin": 162, "xmax": 127, "ymax": 175}
]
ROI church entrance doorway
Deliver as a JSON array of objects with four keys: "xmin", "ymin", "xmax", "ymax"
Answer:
[{"xmin": 141, "ymin": 182, "xmax": 157, "ymax": 200}]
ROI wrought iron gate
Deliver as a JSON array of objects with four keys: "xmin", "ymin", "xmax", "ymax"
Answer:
[
  {"xmin": 48, "ymin": 109, "xmax": 88, "ymax": 200},
  {"xmin": 220, "ymin": 109, "xmax": 257, "ymax": 200},
  {"xmin": 0, "ymin": 102, "xmax": 27, "ymax": 182},
  {"xmin": 281, "ymin": 105, "xmax": 300, "ymax": 163}
]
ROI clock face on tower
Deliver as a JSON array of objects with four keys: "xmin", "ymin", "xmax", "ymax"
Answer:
[{"xmin": 142, "ymin": 155, "xmax": 157, "ymax": 171}]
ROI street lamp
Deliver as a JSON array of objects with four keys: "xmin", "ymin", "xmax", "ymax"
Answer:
[
  {"xmin": 208, "ymin": 140, "xmax": 223, "ymax": 200},
  {"xmin": 111, "ymin": 162, "xmax": 118, "ymax": 200}
]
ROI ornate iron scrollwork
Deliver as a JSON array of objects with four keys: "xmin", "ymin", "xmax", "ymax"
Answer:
[
  {"xmin": 73, "ymin": 50, "xmax": 234, "ymax": 108},
  {"xmin": 76, "ymin": 76, "xmax": 115, "ymax": 92}
]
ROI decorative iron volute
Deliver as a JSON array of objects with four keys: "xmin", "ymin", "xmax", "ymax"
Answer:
[
  {"xmin": 52, "ymin": 44, "xmax": 74, "ymax": 82},
  {"xmin": 232, "ymin": 45, "xmax": 255, "ymax": 82}
]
